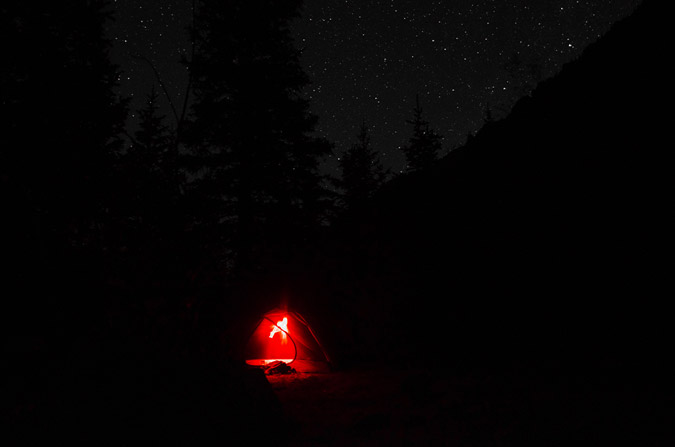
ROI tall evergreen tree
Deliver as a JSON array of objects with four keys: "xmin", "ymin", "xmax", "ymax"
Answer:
[
  {"xmin": 401, "ymin": 95, "xmax": 443, "ymax": 172},
  {"xmin": 1, "ymin": 0, "xmax": 127, "ymax": 252},
  {"xmin": 117, "ymin": 86, "xmax": 178, "ymax": 233},
  {"xmin": 337, "ymin": 122, "xmax": 388, "ymax": 211},
  {"xmin": 134, "ymin": 87, "xmax": 172, "ymax": 166},
  {"xmin": 1, "ymin": 1, "xmax": 127, "ymax": 337},
  {"xmin": 107, "ymin": 85, "xmax": 194, "ymax": 333},
  {"xmin": 186, "ymin": 0, "xmax": 332, "ymax": 273}
]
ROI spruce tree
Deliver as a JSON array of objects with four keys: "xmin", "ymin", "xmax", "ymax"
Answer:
[
  {"xmin": 1, "ymin": 1, "xmax": 127, "ymax": 338},
  {"xmin": 122, "ymin": 86, "xmax": 178, "ymax": 230},
  {"xmin": 402, "ymin": 95, "xmax": 443, "ymax": 172},
  {"xmin": 1, "ymin": 0, "xmax": 127, "ymax": 246},
  {"xmin": 134, "ymin": 87, "xmax": 171, "ymax": 166},
  {"xmin": 109, "ymin": 86, "xmax": 192, "ymax": 314},
  {"xmin": 337, "ymin": 122, "xmax": 388, "ymax": 211},
  {"xmin": 186, "ymin": 0, "xmax": 332, "ymax": 273}
]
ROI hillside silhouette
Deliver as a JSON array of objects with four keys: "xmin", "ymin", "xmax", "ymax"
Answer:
[{"xmin": 316, "ymin": 0, "xmax": 672, "ymax": 370}]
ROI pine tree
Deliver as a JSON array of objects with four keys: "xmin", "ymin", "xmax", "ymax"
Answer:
[
  {"xmin": 0, "ymin": 1, "xmax": 126, "ymax": 244},
  {"xmin": 401, "ymin": 95, "xmax": 443, "ymax": 172},
  {"xmin": 1, "ymin": 0, "xmax": 127, "ymax": 253},
  {"xmin": 108, "ymin": 85, "xmax": 192, "ymax": 306},
  {"xmin": 1, "ymin": 1, "xmax": 127, "ymax": 338},
  {"xmin": 185, "ymin": 0, "xmax": 332, "ymax": 273},
  {"xmin": 134, "ymin": 87, "xmax": 171, "ymax": 167},
  {"xmin": 337, "ymin": 122, "xmax": 388, "ymax": 211},
  {"xmin": 120, "ymin": 86, "xmax": 178, "ymax": 229}
]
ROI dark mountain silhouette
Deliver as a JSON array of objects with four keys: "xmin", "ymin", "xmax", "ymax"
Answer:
[{"xmin": 316, "ymin": 0, "xmax": 672, "ymax": 369}]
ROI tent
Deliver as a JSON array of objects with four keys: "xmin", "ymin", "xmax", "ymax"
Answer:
[{"xmin": 244, "ymin": 308, "xmax": 331, "ymax": 373}]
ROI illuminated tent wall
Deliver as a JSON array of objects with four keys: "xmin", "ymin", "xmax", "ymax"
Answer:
[{"xmin": 244, "ymin": 308, "xmax": 331, "ymax": 373}]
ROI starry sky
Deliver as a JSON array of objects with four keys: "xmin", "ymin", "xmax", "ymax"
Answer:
[{"xmin": 108, "ymin": 0, "xmax": 640, "ymax": 175}]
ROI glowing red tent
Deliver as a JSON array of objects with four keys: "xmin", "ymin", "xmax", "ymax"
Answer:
[{"xmin": 244, "ymin": 308, "xmax": 331, "ymax": 373}]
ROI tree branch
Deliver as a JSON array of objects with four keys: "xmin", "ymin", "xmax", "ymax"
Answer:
[{"xmin": 132, "ymin": 53, "xmax": 181, "ymax": 127}]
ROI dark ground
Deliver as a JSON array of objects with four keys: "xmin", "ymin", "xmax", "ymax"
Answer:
[{"xmin": 267, "ymin": 361, "xmax": 671, "ymax": 446}]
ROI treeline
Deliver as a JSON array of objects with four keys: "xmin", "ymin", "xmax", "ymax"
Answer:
[
  {"xmin": 0, "ymin": 0, "xmax": 449, "ymax": 354},
  {"xmin": 337, "ymin": 94, "xmax": 445, "ymax": 212},
  {"xmin": 317, "ymin": 0, "xmax": 673, "ymax": 366}
]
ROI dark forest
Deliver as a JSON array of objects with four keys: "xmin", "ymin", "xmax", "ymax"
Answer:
[{"xmin": 3, "ymin": 1, "xmax": 671, "ymax": 445}]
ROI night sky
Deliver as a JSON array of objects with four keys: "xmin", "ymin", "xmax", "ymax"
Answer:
[{"xmin": 108, "ymin": 0, "xmax": 640, "ymax": 175}]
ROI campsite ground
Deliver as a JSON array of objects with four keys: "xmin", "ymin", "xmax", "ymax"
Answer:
[{"xmin": 266, "ymin": 363, "xmax": 670, "ymax": 446}]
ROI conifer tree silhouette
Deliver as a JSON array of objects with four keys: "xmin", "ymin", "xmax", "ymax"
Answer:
[
  {"xmin": 134, "ymin": 87, "xmax": 171, "ymax": 164},
  {"xmin": 401, "ymin": 95, "xmax": 443, "ymax": 172},
  {"xmin": 337, "ymin": 122, "xmax": 388, "ymax": 211},
  {"xmin": 121, "ymin": 86, "xmax": 180, "ymax": 231},
  {"xmin": 1, "ymin": 0, "xmax": 127, "ymax": 255},
  {"xmin": 185, "ymin": 0, "xmax": 332, "ymax": 274},
  {"xmin": 1, "ymin": 0, "xmax": 127, "ymax": 339}
]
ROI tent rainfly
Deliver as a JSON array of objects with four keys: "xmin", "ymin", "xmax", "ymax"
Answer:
[{"xmin": 244, "ymin": 308, "xmax": 331, "ymax": 373}]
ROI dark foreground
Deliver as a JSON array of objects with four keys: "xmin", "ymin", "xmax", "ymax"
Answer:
[
  {"xmin": 268, "ymin": 363, "xmax": 671, "ymax": 446},
  {"xmin": 5, "ymin": 341, "xmax": 671, "ymax": 446}
]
